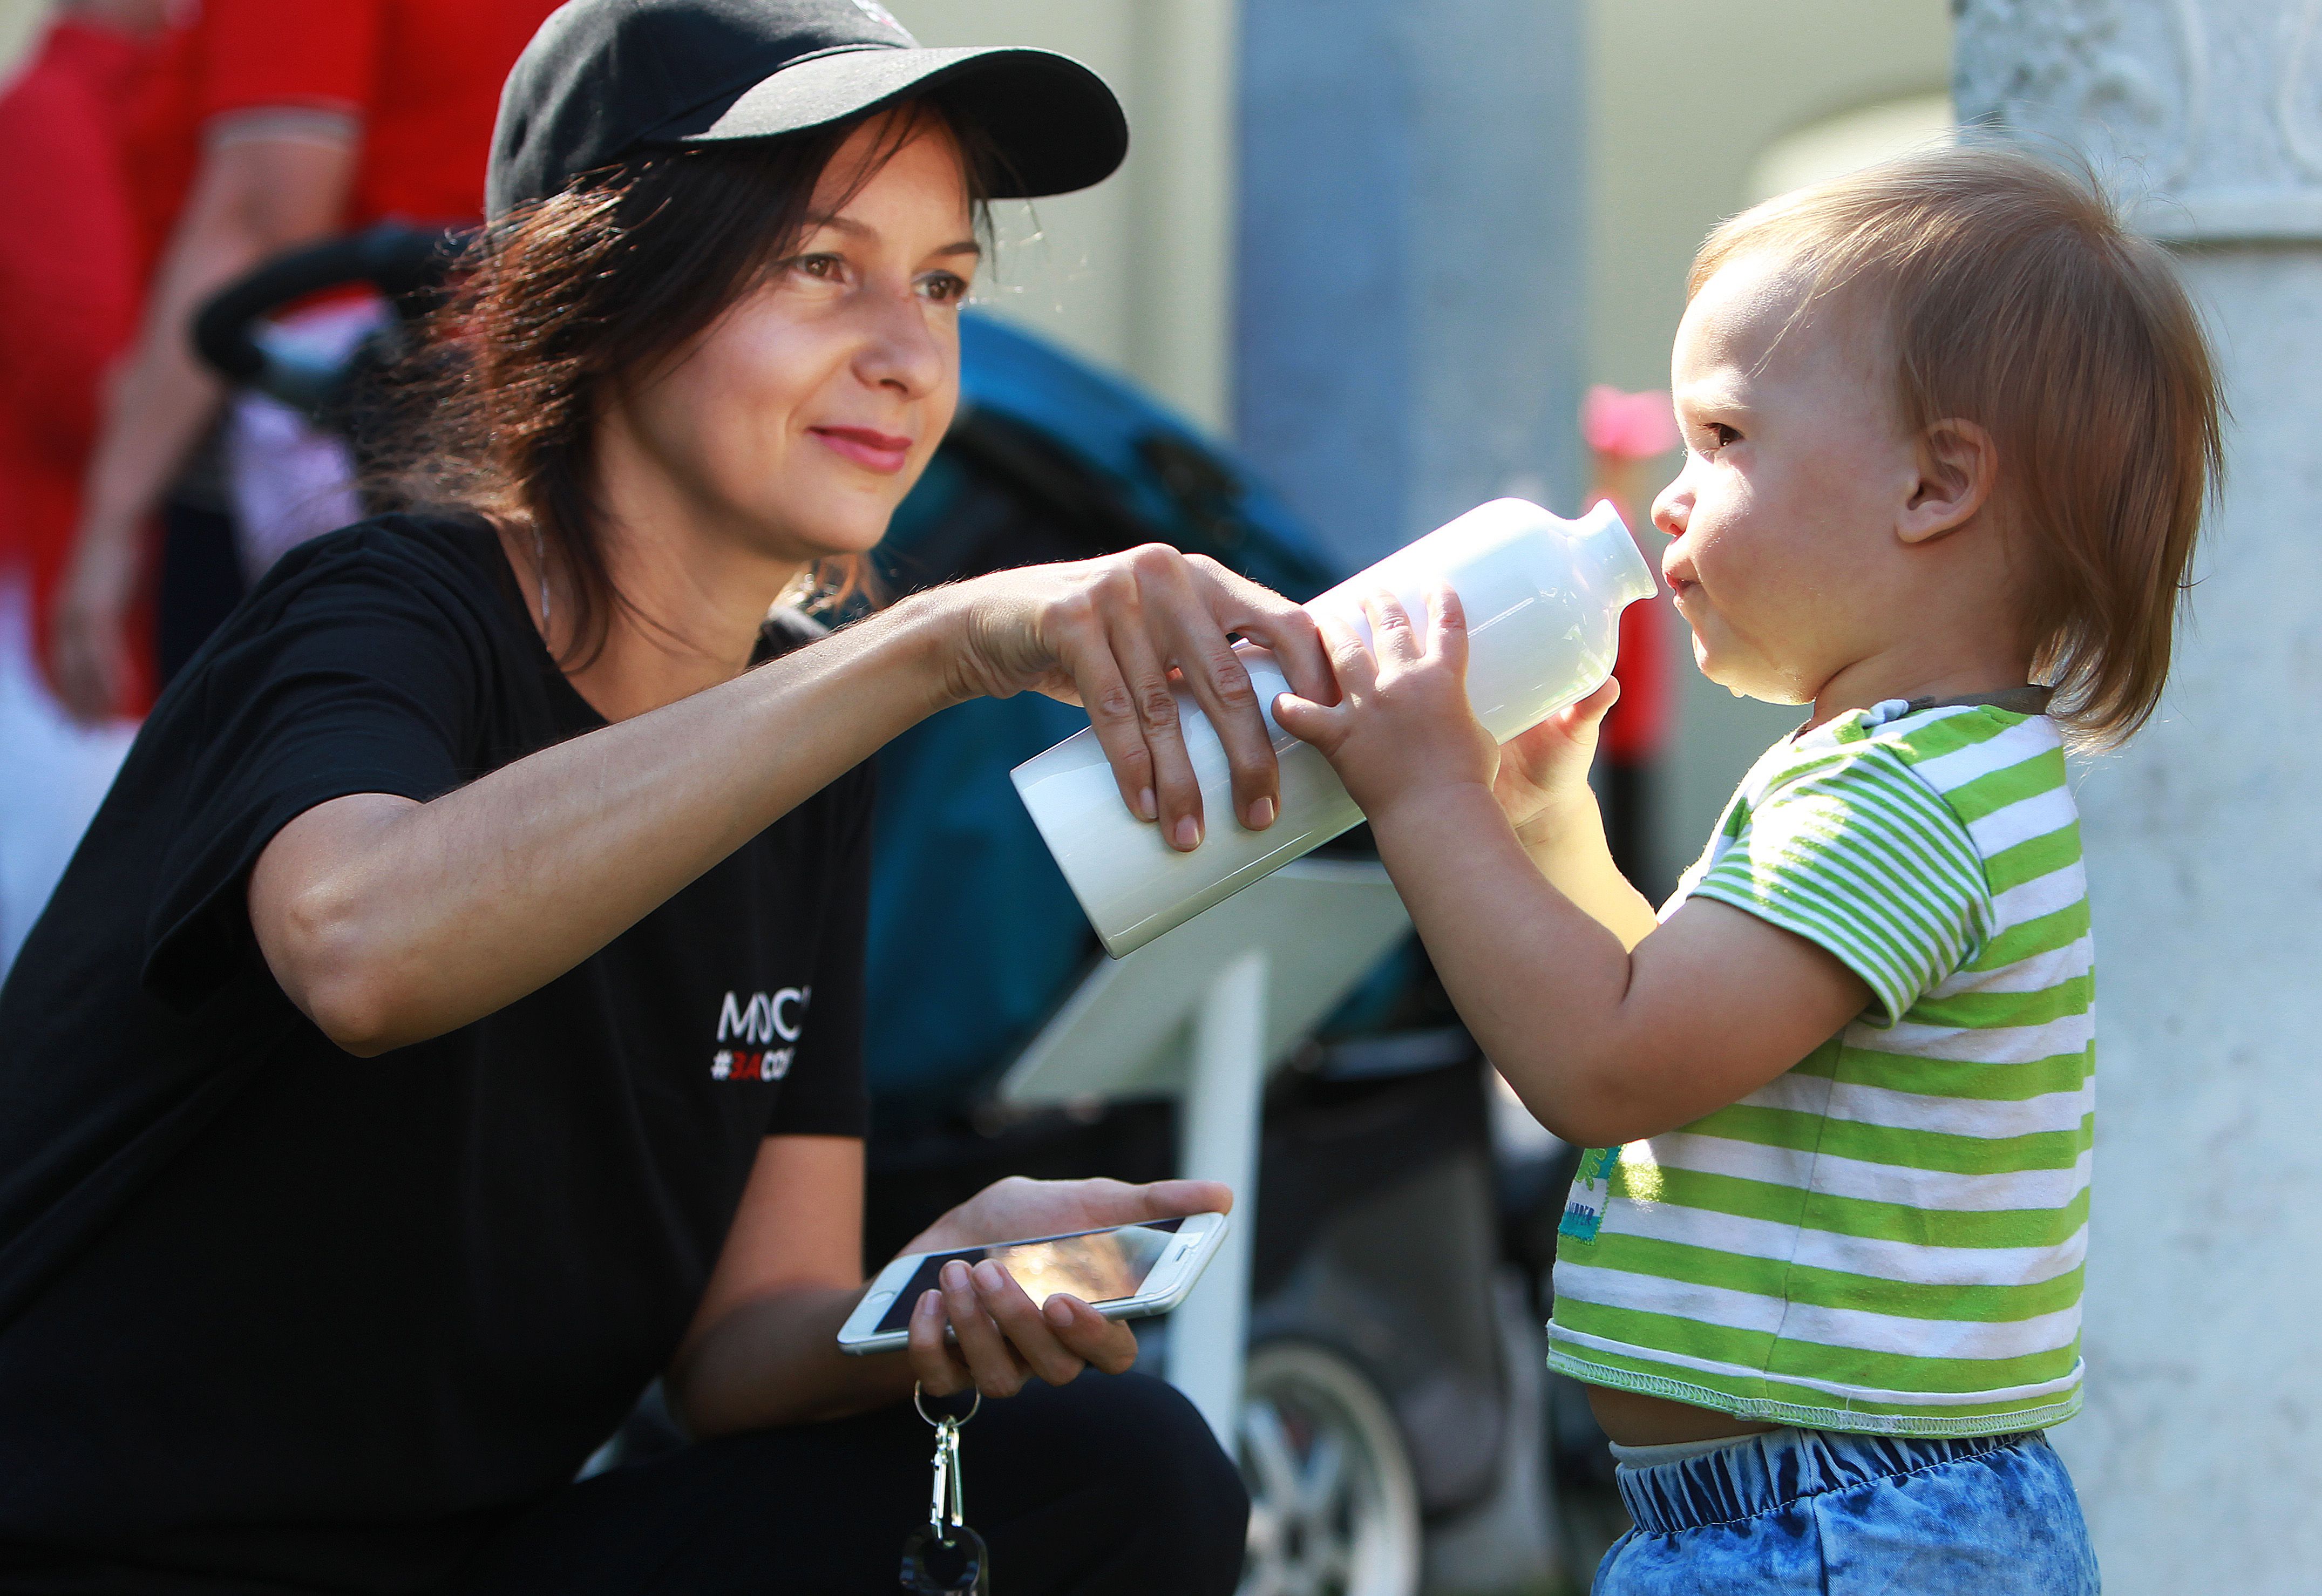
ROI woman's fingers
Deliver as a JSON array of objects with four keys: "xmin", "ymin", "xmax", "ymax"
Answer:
[
  {"xmin": 1146, "ymin": 559, "xmax": 1285, "ymax": 835},
  {"xmin": 939, "ymin": 1260, "xmax": 1029, "ymax": 1398},
  {"xmin": 906, "ymin": 1288, "xmax": 972, "ymax": 1397},
  {"xmin": 1043, "ymin": 1294, "xmax": 1140, "ymax": 1375},
  {"xmin": 919, "ymin": 1262, "xmax": 1142, "ymax": 1398},
  {"xmin": 1040, "ymin": 587, "xmax": 1162, "ymax": 825},
  {"xmin": 1179, "ymin": 555, "xmax": 1332, "ymax": 706},
  {"xmin": 970, "ymin": 1262, "xmax": 1089, "ymax": 1387},
  {"xmin": 1099, "ymin": 586, "xmax": 1206, "ymax": 850}
]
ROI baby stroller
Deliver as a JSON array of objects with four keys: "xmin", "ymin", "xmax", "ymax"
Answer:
[{"xmin": 198, "ymin": 230, "xmax": 1606, "ymax": 1596}]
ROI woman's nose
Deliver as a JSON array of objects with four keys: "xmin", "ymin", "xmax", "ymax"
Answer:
[{"xmin": 856, "ymin": 289, "xmax": 947, "ymax": 398}]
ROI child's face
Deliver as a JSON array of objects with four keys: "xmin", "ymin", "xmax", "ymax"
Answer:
[{"xmin": 1652, "ymin": 253, "xmax": 1924, "ymax": 706}]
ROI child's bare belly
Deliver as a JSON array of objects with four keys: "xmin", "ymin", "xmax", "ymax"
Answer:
[{"xmin": 1587, "ymin": 1386, "xmax": 1780, "ymax": 1446}]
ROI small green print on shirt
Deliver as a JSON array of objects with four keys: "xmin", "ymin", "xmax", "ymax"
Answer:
[{"xmin": 1558, "ymin": 1145, "xmax": 1622, "ymax": 1244}]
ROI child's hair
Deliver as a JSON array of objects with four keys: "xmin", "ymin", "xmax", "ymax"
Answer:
[{"xmin": 1690, "ymin": 143, "xmax": 2224, "ymax": 747}]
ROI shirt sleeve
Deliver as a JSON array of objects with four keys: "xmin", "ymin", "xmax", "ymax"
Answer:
[
  {"xmin": 142, "ymin": 534, "xmax": 484, "ymax": 1012},
  {"xmin": 1686, "ymin": 744, "xmax": 1993, "ymax": 1027},
  {"xmin": 764, "ymin": 762, "xmax": 873, "ymax": 1140},
  {"xmin": 193, "ymin": 0, "xmax": 384, "ymax": 120}
]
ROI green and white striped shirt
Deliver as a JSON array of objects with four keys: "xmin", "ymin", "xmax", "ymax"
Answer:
[{"xmin": 1546, "ymin": 700, "xmax": 2091, "ymax": 1435}]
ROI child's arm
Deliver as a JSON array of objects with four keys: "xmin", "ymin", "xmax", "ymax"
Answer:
[
  {"xmin": 1488, "ymin": 678, "xmax": 1660, "ymax": 950},
  {"xmin": 1274, "ymin": 589, "xmax": 1871, "ymax": 1147}
]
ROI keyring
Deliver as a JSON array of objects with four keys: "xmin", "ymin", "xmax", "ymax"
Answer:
[{"xmin": 914, "ymin": 1382, "xmax": 982, "ymax": 1428}]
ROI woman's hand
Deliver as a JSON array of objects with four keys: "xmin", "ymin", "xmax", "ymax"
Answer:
[
  {"xmin": 903, "ymin": 1176, "xmax": 1231, "ymax": 1400},
  {"xmin": 926, "ymin": 547, "xmax": 1333, "ymax": 852},
  {"xmin": 1492, "ymin": 677, "xmax": 1621, "ymax": 846},
  {"xmin": 1271, "ymin": 587, "xmax": 1498, "ymax": 825}
]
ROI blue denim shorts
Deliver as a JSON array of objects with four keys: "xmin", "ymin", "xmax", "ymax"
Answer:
[{"xmin": 1595, "ymin": 1428, "xmax": 2100, "ymax": 1594}]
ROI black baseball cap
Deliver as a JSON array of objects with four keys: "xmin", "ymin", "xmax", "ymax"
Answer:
[{"xmin": 487, "ymin": 0, "xmax": 1130, "ymax": 220}]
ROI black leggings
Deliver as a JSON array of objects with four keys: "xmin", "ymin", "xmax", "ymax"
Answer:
[{"xmin": 442, "ymin": 1373, "xmax": 1248, "ymax": 1595}]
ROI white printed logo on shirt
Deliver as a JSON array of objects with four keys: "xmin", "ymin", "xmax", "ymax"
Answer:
[{"xmin": 711, "ymin": 988, "xmax": 808, "ymax": 1081}]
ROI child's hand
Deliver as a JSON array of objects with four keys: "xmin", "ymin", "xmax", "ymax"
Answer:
[
  {"xmin": 1493, "ymin": 678, "xmax": 1621, "ymax": 845},
  {"xmin": 1271, "ymin": 587, "xmax": 1499, "ymax": 823}
]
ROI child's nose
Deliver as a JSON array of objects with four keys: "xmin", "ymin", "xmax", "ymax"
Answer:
[{"xmin": 1651, "ymin": 479, "xmax": 1688, "ymax": 540}]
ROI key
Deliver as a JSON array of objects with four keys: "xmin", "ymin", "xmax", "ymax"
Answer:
[{"xmin": 901, "ymin": 1389, "xmax": 989, "ymax": 1595}]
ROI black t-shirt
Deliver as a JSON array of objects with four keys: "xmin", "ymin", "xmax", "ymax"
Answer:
[{"xmin": 0, "ymin": 516, "xmax": 872, "ymax": 1595}]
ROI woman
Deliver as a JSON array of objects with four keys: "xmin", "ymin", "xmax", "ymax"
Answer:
[{"xmin": 0, "ymin": 3, "xmax": 1327, "ymax": 1592}]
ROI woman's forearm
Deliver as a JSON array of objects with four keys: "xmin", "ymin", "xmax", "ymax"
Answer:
[
  {"xmin": 252, "ymin": 593, "xmax": 962, "ymax": 1053},
  {"xmin": 668, "ymin": 1285, "xmax": 915, "ymax": 1435}
]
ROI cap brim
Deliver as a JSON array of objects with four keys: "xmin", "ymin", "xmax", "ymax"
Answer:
[{"xmin": 654, "ymin": 45, "xmax": 1128, "ymax": 200}]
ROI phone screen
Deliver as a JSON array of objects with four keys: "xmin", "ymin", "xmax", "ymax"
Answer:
[{"xmin": 873, "ymin": 1217, "xmax": 1186, "ymax": 1334}]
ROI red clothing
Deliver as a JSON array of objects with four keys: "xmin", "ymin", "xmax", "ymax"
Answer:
[
  {"xmin": 1589, "ymin": 493, "xmax": 1674, "ymax": 764},
  {"xmin": 1601, "ymin": 592, "xmax": 1672, "ymax": 764},
  {"xmin": 127, "ymin": 0, "xmax": 561, "ymax": 254},
  {"xmin": 0, "ymin": 24, "xmax": 147, "ymax": 701}
]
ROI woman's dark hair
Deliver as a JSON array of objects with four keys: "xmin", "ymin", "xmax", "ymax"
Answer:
[{"xmin": 384, "ymin": 98, "xmax": 997, "ymax": 665}]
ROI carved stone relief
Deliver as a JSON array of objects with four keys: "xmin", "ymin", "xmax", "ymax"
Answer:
[{"xmin": 1954, "ymin": 0, "xmax": 2322, "ymax": 239}]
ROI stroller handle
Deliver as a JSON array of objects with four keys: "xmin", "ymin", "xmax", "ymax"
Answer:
[{"xmin": 193, "ymin": 222, "xmax": 464, "ymax": 393}]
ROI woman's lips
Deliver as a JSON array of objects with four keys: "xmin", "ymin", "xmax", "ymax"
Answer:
[{"xmin": 810, "ymin": 425, "xmax": 913, "ymax": 474}]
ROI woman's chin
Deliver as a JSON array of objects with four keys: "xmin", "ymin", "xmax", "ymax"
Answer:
[{"xmin": 744, "ymin": 508, "xmax": 892, "ymax": 567}]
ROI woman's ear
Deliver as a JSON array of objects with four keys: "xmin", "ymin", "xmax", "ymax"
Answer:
[{"xmin": 1899, "ymin": 418, "xmax": 1998, "ymax": 545}]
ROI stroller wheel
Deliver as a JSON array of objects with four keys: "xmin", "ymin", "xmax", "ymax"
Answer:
[{"xmin": 1237, "ymin": 1341, "xmax": 1422, "ymax": 1596}]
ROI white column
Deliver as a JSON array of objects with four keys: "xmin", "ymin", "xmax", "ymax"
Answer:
[
  {"xmin": 1125, "ymin": 0, "xmax": 1238, "ymax": 435},
  {"xmin": 1956, "ymin": 6, "xmax": 2322, "ymax": 1591},
  {"xmin": 1166, "ymin": 950, "xmax": 1268, "ymax": 1447}
]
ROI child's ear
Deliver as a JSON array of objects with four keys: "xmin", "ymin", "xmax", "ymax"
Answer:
[{"xmin": 1899, "ymin": 418, "xmax": 1998, "ymax": 545}]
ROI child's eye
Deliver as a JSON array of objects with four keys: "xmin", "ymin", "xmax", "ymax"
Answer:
[{"xmin": 1699, "ymin": 423, "xmax": 1741, "ymax": 456}]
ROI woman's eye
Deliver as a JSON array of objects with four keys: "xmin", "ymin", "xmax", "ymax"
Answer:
[
  {"xmin": 919, "ymin": 271, "xmax": 969, "ymax": 304},
  {"xmin": 792, "ymin": 253, "xmax": 846, "ymax": 282}
]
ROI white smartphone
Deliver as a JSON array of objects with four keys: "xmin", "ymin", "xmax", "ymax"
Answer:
[{"xmin": 837, "ymin": 1211, "xmax": 1231, "ymax": 1356}]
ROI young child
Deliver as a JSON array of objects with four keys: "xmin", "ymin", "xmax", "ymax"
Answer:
[{"xmin": 1273, "ymin": 146, "xmax": 2222, "ymax": 1593}]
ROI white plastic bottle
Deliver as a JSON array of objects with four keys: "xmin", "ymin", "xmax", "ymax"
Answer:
[{"xmin": 1011, "ymin": 498, "xmax": 1658, "ymax": 956}]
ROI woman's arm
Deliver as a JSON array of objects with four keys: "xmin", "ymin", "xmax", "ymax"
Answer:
[
  {"xmin": 250, "ymin": 550, "xmax": 1329, "ymax": 1055},
  {"xmin": 662, "ymin": 1135, "xmax": 895, "ymax": 1432},
  {"xmin": 665, "ymin": 1137, "xmax": 1228, "ymax": 1433}
]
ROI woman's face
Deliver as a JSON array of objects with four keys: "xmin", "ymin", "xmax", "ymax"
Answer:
[{"xmin": 614, "ymin": 113, "xmax": 977, "ymax": 570}]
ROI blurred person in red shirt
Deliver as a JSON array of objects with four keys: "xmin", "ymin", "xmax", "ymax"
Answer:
[
  {"xmin": 0, "ymin": 0, "xmax": 166, "ymax": 705},
  {"xmin": 49, "ymin": 0, "xmax": 561, "ymax": 721},
  {"xmin": 0, "ymin": 0, "xmax": 166, "ymax": 972}
]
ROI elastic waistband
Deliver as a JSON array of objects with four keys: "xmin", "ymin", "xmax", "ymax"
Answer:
[{"xmin": 1613, "ymin": 1427, "xmax": 2042, "ymax": 1535}]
